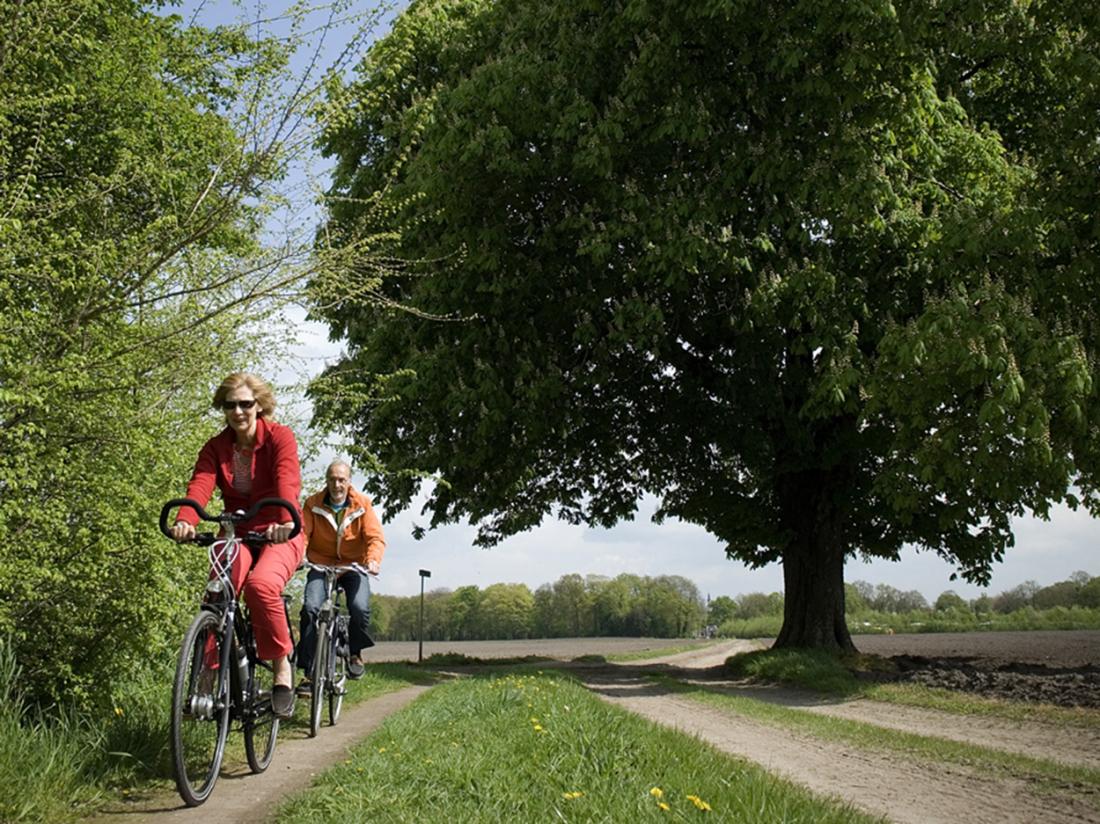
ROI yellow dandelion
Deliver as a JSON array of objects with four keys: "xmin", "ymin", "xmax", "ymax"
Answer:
[
  {"xmin": 562, "ymin": 791, "xmax": 584, "ymax": 800},
  {"xmin": 114, "ymin": 707, "xmax": 123, "ymax": 717},
  {"xmin": 378, "ymin": 747, "xmax": 387, "ymax": 753},
  {"xmin": 530, "ymin": 717, "xmax": 540, "ymax": 723},
  {"xmin": 686, "ymin": 794, "xmax": 712, "ymax": 811},
  {"xmin": 533, "ymin": 724, "xmax": 544, "ymax": 732},
  {"xmin": 650, "ymin": 787, "xmax": 664, "ymax": 798},
  {"xmin": 658, "ymin": 802, "xmax": 670, "ymax": 812}
]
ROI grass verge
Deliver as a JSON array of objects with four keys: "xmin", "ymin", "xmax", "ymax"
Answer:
[
  {"xmin": 603, "ymin": 640, "xmax": 720, "ymax": 662},
  {"xmin": 0, "ymin": 637, "xmax": 427, "ymax": 823},
  {"xmin": 659, "ymin": 676, "xmax": 1100, "ymax": 795},
  {"xmin": 725, "ymin": 648, "xmax": 1100, "ymax": 729},
  {"xmin": 275, "ymin": 671, "xmax": 884, "ymax": 823}
]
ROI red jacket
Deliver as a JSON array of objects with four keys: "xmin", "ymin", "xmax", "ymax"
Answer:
[
  {"xmin": 179, "ymin": 417, "xmax": 304, "ymax": 536},
  {"xmin": 303, "ymin": 486, "xmax": 386, "ymax": 566}
]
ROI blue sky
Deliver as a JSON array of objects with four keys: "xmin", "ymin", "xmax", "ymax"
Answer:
[{"xmin": 185, "ymin": 1, "xmax": 1097, "ymax": 602}]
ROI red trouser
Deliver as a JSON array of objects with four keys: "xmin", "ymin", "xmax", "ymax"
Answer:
[
  {"xmin": 230, "ymin": 533, "xmax": 305, "ymax": 660},
  {"xmin": 203, "ymin": 534, "xmax": 305, "ymax": 667}
]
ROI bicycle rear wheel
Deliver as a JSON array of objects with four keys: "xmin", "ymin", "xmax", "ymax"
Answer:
[
  {"xmin": 329, "ymin": 617, "xmax": 348, "ymax": 725},
  {"xmin": 243, "ymin": 653, "xmax": 280, "ymax": 772},
  {"xmin": 308, "ymin": 619, "xmax": 329, "ymax": 738},
  {"xmin": 171, "ymin": 610, "xmax": 230, "ymax": 806}
]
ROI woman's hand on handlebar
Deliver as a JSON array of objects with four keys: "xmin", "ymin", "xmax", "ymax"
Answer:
[
  {"xmin": 170, "ymin": 522, "xmax": 196, "ymax": 543},
  {"xmin": 265, "ymin": 521, "xmax": 295, "ymax": 544}
]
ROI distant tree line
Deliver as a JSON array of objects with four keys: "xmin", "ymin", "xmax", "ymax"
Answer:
[
  {"xmin": 368, "ymin": 573, "xmax": 707, "ymax": 641},
  {"xmin": 711, "ymin": 572, "xmax": 1100, "ymax": 638},
  {"xmin": 364, "ymin": 571, "xmax": 1100, "ymax": 642}
]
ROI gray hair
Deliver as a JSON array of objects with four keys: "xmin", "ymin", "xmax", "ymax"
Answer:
[{"xmin": 326, "ymin": 460, "xmax": 352, "ymax": 477}]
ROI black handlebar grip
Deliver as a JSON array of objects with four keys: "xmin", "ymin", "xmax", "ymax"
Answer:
[{"xmin": 159, "ymin": 498, "xmax": 212, "ymax": 539}]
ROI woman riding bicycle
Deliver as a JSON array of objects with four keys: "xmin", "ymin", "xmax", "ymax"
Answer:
[
  {"xmin": 296, "ymin": 459, "xmax": 385, "ymax": 695},
  {"xmin": 169, "ymin": 372, "xmax": 304, "ymax": 718}
]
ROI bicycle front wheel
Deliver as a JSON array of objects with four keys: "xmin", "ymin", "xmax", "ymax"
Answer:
[
  {"xmin": 308, "ymin": 620, "xmax": 329, "ymax": 738},
  {"xmin": 171, "ymin": 610, "xmax": 230, "ymax": 806},
  {"xmin": 243, "ymin": 651, "xmax": 280, "ymax": 773},
  {"xmin": 329, "ymin": 617, "xmax": 348, "ymax": 725}
]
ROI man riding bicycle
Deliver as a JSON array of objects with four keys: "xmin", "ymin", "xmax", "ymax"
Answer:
[{"xmin": 297, "ymin": 460, "xmax": 386, "ymax": 695}]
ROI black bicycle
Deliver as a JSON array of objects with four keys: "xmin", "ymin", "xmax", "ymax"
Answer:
[
  {"xmin": 299, "ymin": 561, "xmax": 366, "ymax": 737},
  {"xmin": 159, "ymin": 497, "xmax": 301, "ymax": 807}
]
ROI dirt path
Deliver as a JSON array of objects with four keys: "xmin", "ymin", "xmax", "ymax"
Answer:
[
  {"xmin": 583, "ymin": 671, "xmax": 1097, "ymax": 824},
  {"xmin": 578, "ymin": 640, "xmax": 1100, "ymax": 824},
  {"xmin": 92, "ymin": 685, "xmax": 428, "ymax": 824}
]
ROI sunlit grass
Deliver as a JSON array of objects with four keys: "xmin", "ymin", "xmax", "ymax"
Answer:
[
  {"xmin": 661, "ymin": 677, "xmax": 1100, "ymax": 794},
  {"xmin": 275, "ymin": 672, "xmax": 884, "ymax": 823}
]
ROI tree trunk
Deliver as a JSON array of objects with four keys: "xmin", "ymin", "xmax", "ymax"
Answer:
[
  {"xmin": 774, "ymin": 540, "xmax": 854, "ymax": 651},
  {"xmin": 772, "ymin": 468, "xmax": 856, "ymax": 652}
]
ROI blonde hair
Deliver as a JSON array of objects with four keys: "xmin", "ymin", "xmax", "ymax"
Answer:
[{"xmin": 212, "ymin": 372, "xmax": 276, "ymax": 419}]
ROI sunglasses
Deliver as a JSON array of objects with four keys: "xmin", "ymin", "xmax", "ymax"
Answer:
[{"xmin": 222, "ymin": 399, "xmax": 257, "ymax": 411}]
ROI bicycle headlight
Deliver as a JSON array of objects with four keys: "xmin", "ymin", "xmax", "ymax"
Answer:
[{"xmin": 205, "ymin": 579, "xmax": 226, "ymax": 597}]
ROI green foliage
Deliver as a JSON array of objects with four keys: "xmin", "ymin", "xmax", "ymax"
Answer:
[
  {"xmin": 376, "ymin": 573, "xmax": 706, "ymax": 640},
  {"xmin": 0, "ymin": 0, "xmax": 363, "ymax": 710},
  {"xmin": 311, "ymin": 0, "xmax": 1100, "ymax": 649},
  {"xmin": 275, "ymin": 672, "xmax": 880, "ymax": 823},
  {"xmin": 934, "ymin": 590, "xmax": 968, "ymax": 612}
]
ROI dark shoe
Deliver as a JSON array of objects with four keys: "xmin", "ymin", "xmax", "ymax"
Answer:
[
  {"xmin": 295, "ymin": 678, "xmax": 313, "ymax": 697},
  {"xmin": 272, "ymin": 684, "xmax": 294, "ymax": 718},
  {"xmin": 348, "ymin": 655, "xmax": 365, "ymax": 679}
]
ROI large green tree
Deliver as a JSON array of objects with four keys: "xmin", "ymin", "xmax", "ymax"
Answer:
[{"xmin": 312, "ymin": 0, "xmax": 1100, "ymax": 650}]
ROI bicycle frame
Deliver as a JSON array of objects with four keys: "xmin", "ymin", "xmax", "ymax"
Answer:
[{"xmin": 300, "ymin": 561, "xmax": 367, "ymax": 735}]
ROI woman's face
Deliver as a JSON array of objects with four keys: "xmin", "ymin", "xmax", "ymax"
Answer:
[{"xmin": 223, "ymin": 385, "xmax": 259, "ymax": 440}]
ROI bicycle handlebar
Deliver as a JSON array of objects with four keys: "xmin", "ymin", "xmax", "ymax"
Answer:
[
  {"xmin": 159, "ymin": 497, "xmax": 302, "ymax": 542},
  {"xmin": 300, "ymin": 560, "xmax": 374, "ymax": 577}
]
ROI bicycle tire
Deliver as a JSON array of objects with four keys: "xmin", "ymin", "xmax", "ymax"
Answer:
[
  {"xmin": 308, "ymin": 619, "xmax": 329, "ymax": 738},
  {"xmin": 329, "ymin": 617, "xmax": 348, "ymax": 725},
  {"xmin": 243, "ymin": 646, "xmax": 279, "ymax": 773},
  {"xmin": 170, "ymin": 610, "xmax": 230, "ymax": 806}
]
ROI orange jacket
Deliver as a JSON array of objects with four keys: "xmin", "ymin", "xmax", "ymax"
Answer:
[{"xmin": 303, "ymin": 486, "xmax": 386, "ymax": 567}]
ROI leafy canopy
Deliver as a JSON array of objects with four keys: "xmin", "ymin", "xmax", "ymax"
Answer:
[{"xmin": 312, "ymin": 0, "xmax": 1100, "ymax": 591}]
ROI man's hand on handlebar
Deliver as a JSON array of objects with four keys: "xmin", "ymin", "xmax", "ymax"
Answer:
[
  {"xmin": 170, "ymin": 522, "xmax": 196, "ymax": 543},
  {"xmin": 366, "ymin": 559, "xmax": 381, "ymax": 576},
  {"xmin": 265, "ymin": 521, "xmax": 295, "ymax": 544}
]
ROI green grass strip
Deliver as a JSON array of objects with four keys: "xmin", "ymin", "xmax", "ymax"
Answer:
[
  {"xmin": 860, "ymin": 682, "xmax": 1100, "ymax": 729},
  {"xmin": 603, "ymin": 641, "xmax": 721, "ymax": 662},
  {"xmin": 660, "ymin": 676, "xmax": 1100, "ymax": 795},
  {"xmin": 724, "ymin": 647, "xmax": 1100, "ymax": 729},
  {"xmin": 275, "ymin": 672, "xmax": 884, "ymax": 823}
]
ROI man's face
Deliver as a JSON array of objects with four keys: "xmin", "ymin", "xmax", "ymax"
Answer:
[{"xmin": 326, "ymin": 465, "xmax": 351, "ymax": 504}]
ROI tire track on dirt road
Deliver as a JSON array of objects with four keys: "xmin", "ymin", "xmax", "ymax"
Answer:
[{"xmin": 580, "ymin": 660, "xmax": 1095, "ymax": 818}]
